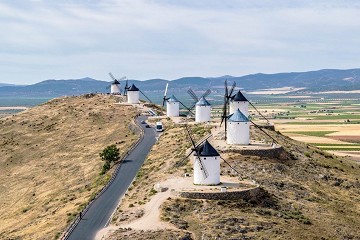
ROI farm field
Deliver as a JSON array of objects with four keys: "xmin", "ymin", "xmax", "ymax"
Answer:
[{"xmin": 249, "ymin": 95, "xmax": 360, "ymax": 160}]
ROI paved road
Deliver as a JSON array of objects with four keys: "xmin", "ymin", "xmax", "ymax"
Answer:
[{"xmin": 67, "ymin": 115, "xmax": 157, "ymax": 240}]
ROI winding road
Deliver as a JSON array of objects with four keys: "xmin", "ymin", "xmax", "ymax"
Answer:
[{"xmin": 67, "ymin": 115, "xmax": 157, "ymax": 240}]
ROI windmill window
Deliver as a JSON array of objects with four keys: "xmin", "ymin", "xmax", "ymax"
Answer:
[{"xmin": 204, "ymin": 157, "xmax": 206, "ymax": 159}]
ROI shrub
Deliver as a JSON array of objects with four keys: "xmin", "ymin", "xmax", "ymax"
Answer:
[
  {"xmin": 99, "ymin": 144, "xmax": 120, "ymax": 163},
  {"xmin": 100, "ymin": 161, "xmax": 111, "ymax": 175}
]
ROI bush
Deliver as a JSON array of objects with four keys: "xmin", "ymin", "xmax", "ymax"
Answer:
[
  {"xmin": 100, "ymin": 161, "xmax": 111, "ymax": 175},
  {"xmin": 99, "ymin": 144, "xmax": 120, "ymax": 163}
]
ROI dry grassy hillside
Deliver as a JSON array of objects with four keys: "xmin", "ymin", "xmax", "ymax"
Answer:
[
  {"xmin": 108, "ymin": 123, "xmax": 360, "ymax": 240},
  {"xmin": 0, "ymin": 94, "xmax": 139, "ymax": 240}
]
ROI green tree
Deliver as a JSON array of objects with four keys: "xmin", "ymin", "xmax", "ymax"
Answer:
[
  {"xmin": 99, "ymin": 144, "xmax": 120, "ymax": 163},
  {"xmin": 99, "ymin": 145, "xmax": 120, "ymax": 175}
]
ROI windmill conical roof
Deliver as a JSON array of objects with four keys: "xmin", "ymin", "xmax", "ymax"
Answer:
[
  {"xmin": 194, "ymin": 140, "xmax": 220, "ymax": 157},
  {"xmin": 112, "ymin": 79, "xmax": 120, "ymax": 85},
  {"xmin": 232, "ymin": 90, "xmax": 248, "ymax": 102},
  {"xmin": 196, "ymin": 96, "xmax": 211, "ymax": 106},
  {"xmin": 128, "ymin": 84, "xmax": 139, "ymax": 91},
  {"xmin": 228, "ymin": 109, "xmax": 249, "ymax": 122},
  {"xmin": 167, "ymin": 94, "xmax": 179, "ymax": 102}
]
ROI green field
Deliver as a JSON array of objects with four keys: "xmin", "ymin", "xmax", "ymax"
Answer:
[
  {"xmin": 312, "ymin": 143, "xmax": 360, "ymax": 146},
  {"xmin": 317, "ymin": 147, "xmax": 360, "ymax": 151},
  {"xmin": 289, "ymin": 131, "xmax": 337, "ymax": 137}
]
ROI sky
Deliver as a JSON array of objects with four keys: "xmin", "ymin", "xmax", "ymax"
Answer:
[{"xmin": 1, "ymin": 0, "xmax": 360, "ymax": 84}]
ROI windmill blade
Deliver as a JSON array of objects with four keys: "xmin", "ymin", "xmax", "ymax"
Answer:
[
  {"xmin": 109, "ymin": 72, "xmax": 116, "ymax": 81},
  {"xmin": 188, "ymin": 102, "xmax": 197, "ymax": 111},
  {"xmin": 162, "ymin": 83, "xmax": 169, "ymax": 106},
  {"xmin": 164, "ymin": 83, "xmax": 169, "ymax": 97},
  {"xmin": 200, "ymin": 89, "xmax": 211, "ymax": 99},
  {"xmin": 123, "ymin": 79, "xmax": 129, "ymax": 95},
  {"xmin": 220, "ymin": 80, "xmax": 232, "ymax": 140},
  {"xmin": 195, "ymin": 155, "xmax": 209, "ymax": 179},
  {"xmin": 220, "ymin": 100, "xmax": 227, "ymax": 127},
  {"xmin": 185, "ymin": 125, "xmax": 208, "ymax": 179},
  {"xmin": 176, "ymin": 149, "xmax": 194, "ymax": 167},
  {"xmin": 187, "ymin": 89, "xmax": 199, "ymax": 102},
  {"xmin": 176, "ymin": 127, "xmax": 212, "ymax": 168},
  {"xmin": 228, "ymin": 81, "xmax": 236, "ymax": 98},
  {"xmin": 139, "ymin": 89, "xmax": 153, "ymax": 103},
  {"xmin": 224, "ymin": 80, "xmax": 228, "ymax": 97},
  {"xmin": 175, "ymin": 146, "xmax": 210, "ymax": 179},
  {"xmin": 185, "ymin": 124, "xmax": 197, "ymax": 148},
  {"xmin": 119, "ymin": 76, "xmax": 126, "ymax": 81},
  {"xmin": 163, "ymin": 95, "xmax": 171, "ymax": 108},
  {"xmin": 220, "ymin": 82, "xmax": 229, "ymax": 127},
  {"xmin": 178, "ymin": 100, "xmax": 194, "ymax": 115}
]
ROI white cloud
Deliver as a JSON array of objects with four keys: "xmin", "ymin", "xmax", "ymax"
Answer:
[{"xmin": 0, "ymin": 0, "xmax": 360, "ymax": 84}]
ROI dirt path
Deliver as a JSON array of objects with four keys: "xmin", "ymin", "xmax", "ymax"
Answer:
[{"xmin": 95, "ymin": 188, "xmax": 175, "ymax": 240}]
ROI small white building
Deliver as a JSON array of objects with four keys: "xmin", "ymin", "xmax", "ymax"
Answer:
[
  {"xmin": 195, "ymin": 96, "xmax": 211, "ymax": 123},
  {"xmin": 227, "ymin": 108, "xmax": 250, "ymax": 145},
  {"xmin": 230, "ymin": 90, "xmax": 248, "ymax": 116},
  {"xmin": 166, "ymin": 95, "xmax": 180, "ymax": 117},
  {"xmin": 127, "ymin": 84, "xmax": 140, "ymax": 104},
  {"xmin": 193, "ymin": 140, "xmax": 220, "ymax": 185},
  {"xmin": 110, "ymin": 79, "xmax": 121, "ymax": 95}
]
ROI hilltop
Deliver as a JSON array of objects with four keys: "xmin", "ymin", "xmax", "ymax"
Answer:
[
  {"xmin": 103, "ymin": 120, "xmax": 360, "ymax": 240},
  {"xmin": 2, "ymin": 68, "xmax": 360, "ymax": 98},
  {"xmin": 0, "ymin": 94, "xmax": 140, "ymax": 239}
]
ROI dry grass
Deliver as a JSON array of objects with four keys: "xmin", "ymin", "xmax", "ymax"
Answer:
[
  {"xmin": 108, "ymin": 122, "xmax": 210, "ymax": 238},
  {"xmin": 109, "ymin": 122, "xmax": 360, "ymax": 240},
  {"xmin": 0, "ymin": 94, "xmax": 139, "ymax": 240}
]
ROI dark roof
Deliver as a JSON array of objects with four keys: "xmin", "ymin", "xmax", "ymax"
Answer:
[
  {"xmin": 232, "ymin": 90, "xmax": 248, "ymax": 102},
  {"xmin": 112, "ymin": 79, "xmax": 120, "ymax": 85},
  {"xmin": 128, "ymin": 84, "xmax": 139, "ymax": 91},
  {"xmin": 194, "ymin": 140, "xmax": 220, "ymax": 157},
  {"xmin": 228, "ymin": 109, "xmax": 249, "ymax": 122},
  {"xmin": 167, "ymin": 94, "xmax": 179, "ymax": 102},
  {"xmin": 196, "ymin": 96, "xmax": 211, "ymax": 106}
]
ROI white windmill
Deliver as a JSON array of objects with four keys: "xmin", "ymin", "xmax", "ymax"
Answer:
[
  {"xmin": 220, "ymin": 79, "xmax": 279, "ymax": 146},
  {"xmin": 126, "ymin": 82, "xmax": 153, "ymax": 104},
  {"xmin": 166, "ymin": 95, "xmax": 180, "ymax": 117},
  {"xmin": 177, "ymin": 125, "xmax": 241, "ymax": 185},
  {"xmin": 185, "ymin": 126, "xmax": 220, "ymax": 185},
  {"xmin": 193, "ymin": 140, "xmax": 221, "ymax": 185},
  {"xmin": 195, "ymin": 97, "xmax": 211, "ymax": 123},
  {"xmin": 162, "ymin": 83, "xmax": 193, "ymax": 117},
  {"xmin": 108, "ymin": 72, "xmax": 125, "ymax": 95},
  {"xmin": 227, "ymin": 108, "xmax": 250, "ymax": 145},
  {"xmin": 127, "ymin": 84, "xmax": 140, "ymax": 104},
  {"xmin": 162, "ymin": 83, "xmax": 179, "ymax": 117},
  {"xmin": 229, "ymin": 90, "xmax": 249, "ymax": 116}
]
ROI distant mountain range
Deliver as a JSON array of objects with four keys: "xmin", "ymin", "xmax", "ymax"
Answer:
[
  {"xmin": 0, "ymin": 83, "xmax": 17, "ymax": 87},
  {"xmin": 1, "ymin": 68, "xmax": 360, "ymax": 97}
]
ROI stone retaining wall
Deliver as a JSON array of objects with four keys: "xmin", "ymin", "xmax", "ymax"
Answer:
[
  {"xmin": 175, "ymin": 186, "xmax": 264, "ymax": 201},
  {"xmin": 259, "ymin": 125, "xmax": 275, "ymax": 131},
  {"xmin": 222, "ymin": 146, "xmax": 285, "ymax": 159}
]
